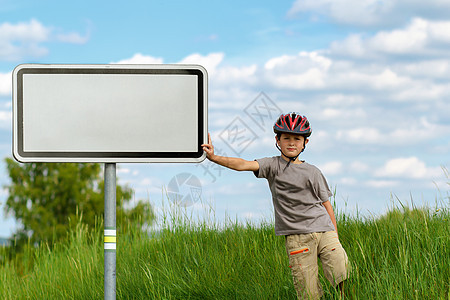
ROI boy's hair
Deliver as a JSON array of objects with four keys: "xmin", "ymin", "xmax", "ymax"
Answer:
[{"xmin": 273, "ymin": 112, "xmax": 312, "ymax": 137}]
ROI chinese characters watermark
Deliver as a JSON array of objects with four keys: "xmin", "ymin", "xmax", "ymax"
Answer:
[{"xmin": 219, "ymin": 92, "xmax": 281, "ymax": 156}]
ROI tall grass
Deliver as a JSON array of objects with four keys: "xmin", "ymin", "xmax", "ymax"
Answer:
[{"xmin": 0, "ymin": 199, "xmax": 448, "ymax": 299}]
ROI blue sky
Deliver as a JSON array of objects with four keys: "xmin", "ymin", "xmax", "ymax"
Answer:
[{"xmin": 1, "ymin": 0, "xmax": 449, "ymax": 237}]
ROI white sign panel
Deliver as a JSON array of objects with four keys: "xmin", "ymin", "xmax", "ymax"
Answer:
[{"xmin": 13, "ymin": 64, "xmax": 208, "ymax": 163}]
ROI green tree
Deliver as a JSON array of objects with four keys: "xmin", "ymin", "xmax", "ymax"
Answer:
[{"xmin": 4, "ymin": 158, "xmax": 154, "ymax": 247}]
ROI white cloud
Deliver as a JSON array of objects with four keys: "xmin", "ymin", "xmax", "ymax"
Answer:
[
  {"xmin": 339, "ymin": 177, "xmax": 358, "ymax": 185},
  {"xmin": 0, "ymin": 72, "xmax": 11, "ymax": 96},
  {"xmin": 264, "ymin": 51, "xmax": 331, "ymax": 89},
  {"xmin": 178, "ymin": 52, "xmax": 224, "ymax": 76},
  {"xmin": 108, "ymin": 21, "xmax": 449, "ymax": 111},
  {"xmin": 326, "ymin": 65, "xmax": 445, "ymax": 100},
  {"xmin": 391, "ymin": 81, "xmax": 446, "ymax": 102},
  {"xmin": 208, "ymin": 34, "xmax": 218, "ymax": 41},
  {"xmin": 111, "ymin": 52, "xmax": 247, "ymax": 84},
  {"xmin": 306, "ymin": 130, "xmax": 330, "ymax": 152},
  {"xmin": 117, "ymin": 168, "xmax": 131, "ymax": 175},
  {"xmin": 330, "ymin": 18, "xmax": 450, "ymax": 58},
  {"xmin": 0, "ymin": 19, "xmax": 49, "ymax": 60},
  {"xmin": 370, "ymin": 18, "xmax": 428, "ymax": 54},
  {"xmin": 131, "ymin": 176, "xmax": 165, "ymax": 197},
  {"xmin": 397, "ymin": 60, "xmax": 450, "ymax": 79},
  {"xmin": 287, "ymin": 0, "xmax": 450, "ymax": 26},
  {"xmin": 213, "ymin": 182, "xmax": 263, "ymax": 196},
  {"xmin": 180, "ymin": 52, "xmax": 258, "ymax": 88},
  {"xmin": 318, "ymin": 107, "xmax": 367, "ymax": 120},
  {"xmin": 318, "ymin": 161, "xmax": 343, "ymax": 175},
  {"xmin": 329, "ymin": 34, "xmax": 366, "ymax": 57},
  {"xmin": 56, "ymin": 31, "xmax": 89, "ymax": 44},
  {"xmin": 111, "ymin": 53, "xmax": 164, "ymax": 64},
  {"xmin": 0, "ymin": 19, "xmax": 89, "ymax": 61},
  {"xmin": 0, "ymin": 110, "xmax": 11, "ymax": 129},
  {"xmin": 265, "ymin": 51, "xmax": 332, "ymax": 71},
  {"xmin": 371, "ymin": 69, "xmax": 411, "ymax": 89},
  {"xmin": 374, "ymin": 157, "xmax": 442, "ymax": 179},
  {"xmin": 338, "ymin": 127, "xmax": 383, "ymax": 144},
  {"xmin": 214, "ymin": 64, "xmax": 257, "ymax": 86},
  {"xmin": 388, "ymin": 117, "xmax": 448, "ymax": 142},
  {"xmin": 349, "ymin": 161, "xmax": 369, "ymax": 173},
  {"xmin": 428, "ymin": 20, "xmax": 450, "ymax": 43},
  {"xmin": 366, "ymin": 180, "xmax": 398, "ymax": 188},
  {"xmin": 0, "ymin": 19, "xmax": 49, "ymax": 42},
  {"xmin": 288, "ymin": 0, "xmax": 392, "ymax": 25},
  {"xmin": 335, "ymin": 117, "xmax": 450, "ymax": 146},
  {"xmin": 324, "ymin": 94, "xmax": 365, "ymax": 106},
  {"xmin": 258, "ymin": 46, "xmax": 443, "ymax": 98}
]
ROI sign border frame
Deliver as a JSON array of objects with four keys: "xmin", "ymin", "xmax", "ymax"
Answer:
[{"xmin": 12, "ymin": 64, "xmax": 208, "ymax": 163}]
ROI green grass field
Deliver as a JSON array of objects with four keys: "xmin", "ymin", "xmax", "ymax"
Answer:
[{"xmin": 0, "ymin": 200, "xmax": 448, "ymax": 299}]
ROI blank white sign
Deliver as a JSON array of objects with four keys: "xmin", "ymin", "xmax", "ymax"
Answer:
[{"xmin": 13, "ymin": 64, "xmax": 207, "ymax": 163}]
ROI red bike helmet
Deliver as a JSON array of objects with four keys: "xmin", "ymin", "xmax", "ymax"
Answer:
[{"xmin": 273, "ymin": 112, "xmax": 312, "ymax": 137}]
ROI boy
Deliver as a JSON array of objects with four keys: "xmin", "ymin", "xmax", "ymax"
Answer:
[{"xmin": 202, "ymin": 112, "xmax": 348, "ymax": 299}]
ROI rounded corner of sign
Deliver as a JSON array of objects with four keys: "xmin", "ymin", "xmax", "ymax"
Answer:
[
  {"xmin": 185, "ymin": 64, "xmax": 208, "ymax": 77},
  {"xmin": 197, "ymin": 65, "xmax": 208, "ymax": 77},
  {"xmin": 12, "ymin": 151, "xmax": 26, "ymax": 163},
  {"xmin": 195, "ymin": 64, "xmax": 207, "ymax": 72},
  {"xmin": 196, "ymin": 152, "xmax": 207, "ymax": 163},
  {"xmin": 13, "ymin": 64, "xmax": 28, "ymax": 77}
]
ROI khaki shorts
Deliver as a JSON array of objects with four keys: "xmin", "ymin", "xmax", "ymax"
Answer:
[{"xmin": 285, "ymin": 231, "xmax": 349, "ymax": 299}]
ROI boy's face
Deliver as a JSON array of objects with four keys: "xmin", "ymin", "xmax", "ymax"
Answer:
[{"xmin": 276, "ymin": 133, "xmax": 309, "ymax": 160}]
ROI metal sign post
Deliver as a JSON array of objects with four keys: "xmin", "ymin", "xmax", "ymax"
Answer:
[{"xmin": 104, "ymin": 163, "xmax": 116, "ymax": 300}]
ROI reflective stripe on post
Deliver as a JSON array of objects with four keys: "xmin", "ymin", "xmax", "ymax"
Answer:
[{"xmin": 104, "ymin": 229, "xmax": 116, "ymax": 250}]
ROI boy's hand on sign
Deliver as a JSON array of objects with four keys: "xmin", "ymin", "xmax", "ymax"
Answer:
[{"xmin": 202, "ymin": 133, "xmax": 215, "ymax": 160}]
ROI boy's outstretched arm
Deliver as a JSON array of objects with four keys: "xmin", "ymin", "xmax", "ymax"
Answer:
[{"xmin": 202, "ymin": 133, "xmax": 259, "ymax": 172}]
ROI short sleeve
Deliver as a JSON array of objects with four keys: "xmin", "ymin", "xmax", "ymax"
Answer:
[
  {"xmin": 253, "ymin": 157, "xmax": 273, "ymax": 179},
  {"xmin": 314, "ymin": 168, "xmax": 333, "ymax": 202}
]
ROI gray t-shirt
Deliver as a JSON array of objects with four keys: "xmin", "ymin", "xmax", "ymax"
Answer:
[{"xmin": 254, "ymin": 156, "xmax": 335, "ymax": 236}]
